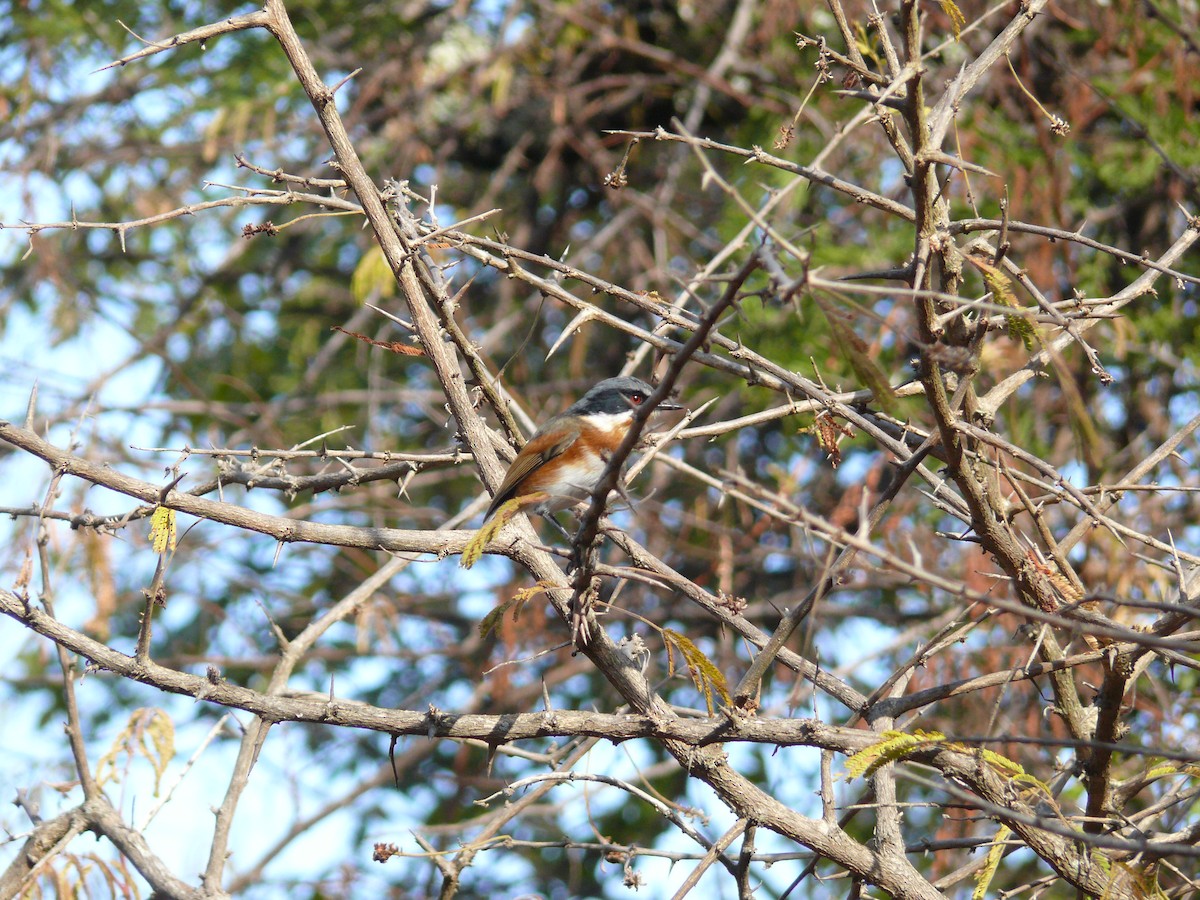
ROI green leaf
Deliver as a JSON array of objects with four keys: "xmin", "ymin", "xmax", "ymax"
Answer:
[{"xmin": 815, "ymin": 298, "xmax": 898, "ymax": 415}]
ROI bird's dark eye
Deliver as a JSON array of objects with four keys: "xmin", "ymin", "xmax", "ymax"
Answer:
[{"xmin": 629, "ymin": 392, "xmax": 645, "ymax": 404}]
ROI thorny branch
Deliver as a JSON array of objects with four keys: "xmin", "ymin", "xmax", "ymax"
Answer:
[{"xmin": 3, "ymin": 1, "xmax": 1200, "ymax": 898}]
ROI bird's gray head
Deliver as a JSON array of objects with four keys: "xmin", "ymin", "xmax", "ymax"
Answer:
[{"xmin": 567, "ymin": 376, "xmax": 680, "ymax": 417}]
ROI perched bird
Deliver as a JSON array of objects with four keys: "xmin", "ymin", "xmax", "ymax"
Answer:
[{"xmin": 484, "ymin": 376, "xmax": 682, "ymax": 524}]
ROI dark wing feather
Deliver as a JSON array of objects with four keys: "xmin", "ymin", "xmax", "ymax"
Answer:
[{"xmin": 484, "ymin": 420, "xmax": 580, "ymax": 521}]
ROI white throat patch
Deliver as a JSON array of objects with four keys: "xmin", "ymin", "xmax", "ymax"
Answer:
[{"xmin": 584, "ymin": 410, "xmax": 635, "ymax": 432}]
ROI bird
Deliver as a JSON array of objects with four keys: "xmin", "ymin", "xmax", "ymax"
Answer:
[{"xmin": 484, "ymin": 376, "xmax": 682, "ymax": 526}]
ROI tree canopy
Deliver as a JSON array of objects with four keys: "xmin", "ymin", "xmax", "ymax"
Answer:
[{"xmin": 2, "ymin": 1, "xmax": 1200, "ymax": 898}]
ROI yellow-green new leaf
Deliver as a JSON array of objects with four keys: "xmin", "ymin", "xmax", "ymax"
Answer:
[
  {"xmin": 663, "ymin": 629, "xmax": 731, "ymax": 715},
  {"xmin": 844, "ymin": 729, "xmax": 946, "ymax": 780},
  {"xmin": 939, "ymin": 1, "xmax": 966, "ymax": 39},
  {"xmin": 967, "ymin": 254, "xmax": 1040, "ymax": 352},
  {"xmin": 96, "ymin": 708, "xmax": 176, "ymax": 796},
  {"xmin": 479, "ymin": 597, "xmax": 519, "ymax": 639},
  {"xmin": 145, "ymin": 708, "xmax": 176, "ymax": 797},
  {"xmin": 479, "ymin": 582, "xmax": 552, "ymax": 638},
  {"xmin": 462, "ymin": 501, "xmax": 517, "ymax": 569},
  {"xmin": 149, "ymin": 506, "xmax": 176, "ymax": 555},
  {"xmin": 972, "ymin": 825, "xmax": 1011, "ymax": 899},
  {"xmin": 351, "ymin": 244, "xmax": 397, "ymax": 303}
]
